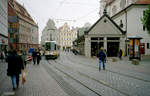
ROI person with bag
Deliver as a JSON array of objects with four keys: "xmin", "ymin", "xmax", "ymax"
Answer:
[
  {"xmin": 98, "ymin": 47, "xmax": 106, "ymax": 71},
  {"xmin": 32, "ymin": 49, "xmax": 37, "ymax": 65},
  {"xmin": 6, "ymin": 50, "xmax": 24, "ymax": 91},
  {"xmin": 36, "ymin": 49, "xmax": 41, "ymax": 65}
]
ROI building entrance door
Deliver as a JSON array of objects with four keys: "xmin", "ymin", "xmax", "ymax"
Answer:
[
  {"xmin": 91, "ymin": 42, "xmax": 103, "ymax": 57},
  {"xmin": 107, "ymin": 42, "xmax": 119, "ymax": 57}
]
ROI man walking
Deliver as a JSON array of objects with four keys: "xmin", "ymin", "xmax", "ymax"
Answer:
[
  {"xmin": 36, "ymin": 49, "xmax": 41, "ymax": 65},
  {"xmin": 6, "ymin": 50, "xmax": 24, "ymax": 90},
  {"xmin": 32, "ymin": 49, "xmax": 37, "ymax": 65},
  {"xmin": 98, "ymin": 47, "xmax": 106, "ymax": 71}
]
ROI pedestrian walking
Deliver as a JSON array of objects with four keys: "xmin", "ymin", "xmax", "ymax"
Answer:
[
  {"xmin": 22, "ymin": 51, "xmax": 27, "ymax": 67},
  {"xmin": 98, "ymin": 47, "xmax": 106, "ymax": 71},
  {"xmin": 118, "ymin": 49, "xmax": 123, "ymax": 60},
  {"xmin": 0, "ymin": 51, "xmax": 5, "ymax": 62},
  {"xmin": 32, "ymin": 49, "xmax": 37, "ymax": 65},
  {"xmin": 6, "ymin": 50, "xmax": 24, "ymax": 91},
  {"xmin": 36, "ymin": 50, "xmax": 41, "ymax": 65}
]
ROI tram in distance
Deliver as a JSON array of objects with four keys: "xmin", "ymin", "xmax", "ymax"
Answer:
[{"xmin": 44, "ymin": 41, "xmax": 60, "ymax": 59}]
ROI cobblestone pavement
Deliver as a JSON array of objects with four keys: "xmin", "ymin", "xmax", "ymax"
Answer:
[
  {"xmin": 0, "ymin": 52, "xmax": 150, "ymax": 96},
  {"xmin": 0, "ymin": 61, "xmax": 69, "ymax": 96},
  {"xmin": 48, "ymin": 52, "xmax": 150, "ymax": 96}
]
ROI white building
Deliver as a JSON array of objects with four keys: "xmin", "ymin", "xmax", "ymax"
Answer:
[
  {"xmin": 41, "ymin": 19, "xmax": 59, "ymax": 46},
  {"xmin": 0, "ymin": 0, "xmax": 8, "ymax": 51},
  {"xmin": 84, "ymin": 11, "xmax": 126, "ymax": 57},
  {"xmin": 99, "ymin": 0, "xmax": 150, "ymax": 55}
]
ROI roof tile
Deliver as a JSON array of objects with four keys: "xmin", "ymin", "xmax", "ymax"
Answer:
[{"xmin": 135, "ymin": 0, "xmax": 150, "ymax": 4}]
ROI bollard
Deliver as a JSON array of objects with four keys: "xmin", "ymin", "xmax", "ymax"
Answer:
[
  {"xmin": 131, "ymin": 59, "xmax": 140, "ymax": 65},
  {"xmin": 112, "ymin": 58, "xmax": 117, "ymax": 62}
]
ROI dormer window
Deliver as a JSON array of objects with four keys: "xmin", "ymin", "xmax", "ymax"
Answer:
[{"xmin": 120, "ymin": 20, "xmax": 123, "ymax": 28}]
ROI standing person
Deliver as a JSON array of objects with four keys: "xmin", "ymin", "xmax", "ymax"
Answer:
[
  {"xmin": 36, "ymin": 49, "xmax": 41, "ymax": 65},
  {"xmin": 0, "ymin": 51, "xmax": 4, "ymax": 62},
  {"xmin": 6, "ymin": 50, "xmax": 24, "ymax": 91},
  {"xmin": 22, "ymin": 51, "xmax": 27, "ymax": 67},
  {"xmin": 104, "ymin": 49, "xmax": 107, "ymax": 63},
  {"xmin": 98, "ymin": 47, "xmax": 106, "ymax": 71},
  {"xmin": 32, "ymin": 49, "xmax": 37, "ymax": 65},
  {"xmin": 118, "ymin": 49, "xmax": 123, "ymax": 60}
]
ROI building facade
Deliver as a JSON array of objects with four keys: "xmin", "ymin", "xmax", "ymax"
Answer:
[
  {"xmin": 99, "ymin": 0, "xmax": 139, "ymax": 17},
  {"xmin": 8, "ymin": 0, "xmax": 39, "ymax": 52},
  {"xmin": 73, "ymin": 23, "xmax": 91, "ymax": 55},
  {"xmin": 84, "ymin": 11, "xmax": 126, "ymax": 57},
  {"xmin": 0, "ymin": 0, "xmax": 8, "ymax": 52},
  {"xmin": 58, "ymin": 23, "xmax": 77, "ymax": 51},
  {"xmin": 41, "ymin": 19, "xmax": 59, "ymax": 46},
  {"xmin": 99, "ymin": 0, "xmax": 150, "ymax": 55}
]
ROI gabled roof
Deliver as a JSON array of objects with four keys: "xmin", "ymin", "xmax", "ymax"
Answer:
[
  {"xmin": 87, "ymin": 12, "xmax": 126, "ymax": 35},
  {"xmin": 8, "ymin": 0, "xmax": 38, "ymax": 27}
]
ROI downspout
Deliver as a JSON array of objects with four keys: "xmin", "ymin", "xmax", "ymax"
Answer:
[{"xmin": 125, "ymin": 9, "xmax": 128, "ymax": 56}]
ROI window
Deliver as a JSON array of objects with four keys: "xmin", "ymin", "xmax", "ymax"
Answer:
[
  {"xmin": 143, "ymin": 26, "xmax": 145, "ymax": 31},
  {"xmin": 120, "ymin": 20, "xmax": 123, "ymax": 28},
  {"xmin": 143, "ymin": 11, "xmax": 146, "ymax": 31},
  {"xmin": 147, "ymin": 43, "xmax": 150, "ymax": 49}
]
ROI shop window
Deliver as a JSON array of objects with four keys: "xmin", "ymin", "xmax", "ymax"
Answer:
[
  {"xmin": 91, "ymin": 37, "xmax": 98, "ymax": 40},
  {"xmin": 107, "ymin": 37, "xmax": 120, "ymax": 40},
  {"xmin": 147, "ymin": 43, "xmax": 150, "ymax": 49},
  {"xmin": 98, "ymin": 37, "xmax": 104, "ymax": 40}
]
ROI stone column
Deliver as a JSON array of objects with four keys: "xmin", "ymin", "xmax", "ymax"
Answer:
[
  {"xmin": 85, "ymin": 35, "xmax": 91, "ymax": 57},
  {"xmin": 104, "ymin": 37, "xmax": 107, "ymax": 50},
  {"xmin": 120, "ymin": 37, "xmax": 126, "ymax": 56}
]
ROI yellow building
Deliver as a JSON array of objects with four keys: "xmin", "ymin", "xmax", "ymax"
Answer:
[{"xmin": 58, "ymin": 23, "xmax": 77, "ymax": 51}]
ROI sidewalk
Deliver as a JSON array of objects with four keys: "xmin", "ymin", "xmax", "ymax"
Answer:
[
  {"xmin": 107, "ymin": 55, "xmax": 150, "ymax": 75},
  {"xmin": 0, "ymin": 61, "xmax": 69, "ymax": 96}
]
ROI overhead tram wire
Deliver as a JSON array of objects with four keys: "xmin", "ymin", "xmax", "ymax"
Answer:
[
  {"xmin": 52, "ymin": 1, "xmax": 99, "ymax": 26},
  {"xmin": 53, "ymin": 8, "xmax": 98, "ymax": 23},
  {"xmin": 53, "ymin": 0, "xmax": 68, "ymax": 17}
]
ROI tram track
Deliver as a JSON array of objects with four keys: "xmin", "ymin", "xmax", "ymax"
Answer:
[
  {"xmin": 52, "ymin": 60, "xmax": 131, "ymax": 96},
  {"xmin": 64, "ymin": 54, "xmax": 150, "ymax": 83},
  {"xmin": 44, "ymin": 60, "xmax": 101, "ymax": 96}
]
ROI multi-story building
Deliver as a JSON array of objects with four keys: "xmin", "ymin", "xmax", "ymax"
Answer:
[
  {"xmin": 41, "ymin": 19, "xmax": 59, "ymax": 46},
  {"xmin": 99, "ymin": 0, "xmax": 150, "ymax": 55},
  {"xmin": 0, "ymin": 0, "xmax": 8, "ymax": 52},
  {"xmin": 8, "ymin": 0, "xmax": 39, "ymax": 52},
  {"xmin": 58, "ymin": 23, "xmax": 77, "ymax": 51},
  {"xmin": 100, "ymin": 0, "xmax": 139, "ymax": 17},
  {"xmin": 73, "ymin": 23, "xmax": 91, "ymax": 55}
]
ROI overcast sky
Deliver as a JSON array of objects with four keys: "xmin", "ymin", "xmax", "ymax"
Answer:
[{"xmin": 16, "ymin": 0, "xmax": 100, "ymax": 41}]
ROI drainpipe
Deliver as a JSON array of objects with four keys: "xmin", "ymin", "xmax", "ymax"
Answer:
[{"xmin": 125, "ymin": 9, "xmax": 128, "ymax": 56}]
